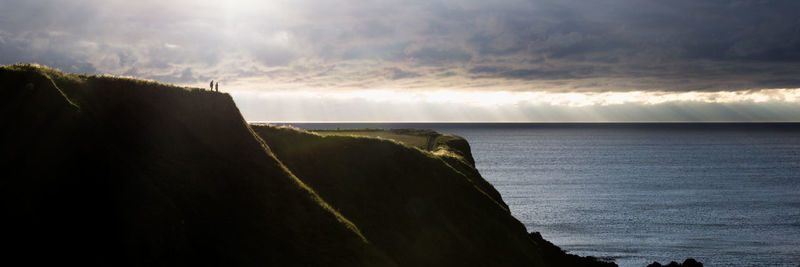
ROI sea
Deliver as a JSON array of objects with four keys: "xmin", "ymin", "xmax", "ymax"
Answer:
[{"xmin": 271, "ymin": 123, "xmax": 800, "ymax": 267}]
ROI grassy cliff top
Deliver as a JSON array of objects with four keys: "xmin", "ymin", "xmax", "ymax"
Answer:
[
  {"xmin": 3, "ymin": 63, "xmax": 201, "ymax": 90},
  {"xmin": 308, "ymin": 127, "xmax": 477, "ymax": 166}
]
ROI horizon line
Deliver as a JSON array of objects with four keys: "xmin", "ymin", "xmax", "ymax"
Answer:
[{"xmin": 250, "ymin": 121, "xmax": 800, "ymax": 124}]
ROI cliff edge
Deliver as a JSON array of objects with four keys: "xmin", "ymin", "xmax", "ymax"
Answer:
[
  {"xmin": 0, "ymin": 64, "xmax": 390, "ymax": 266},
  {"xmin": 1, "ymin": 64, "xmax": 616, "ymax": 266}
]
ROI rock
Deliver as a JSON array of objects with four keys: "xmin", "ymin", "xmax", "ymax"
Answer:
[{"xmin": 647, "ymin": 258, "xmax": 703, "ymax": 267}]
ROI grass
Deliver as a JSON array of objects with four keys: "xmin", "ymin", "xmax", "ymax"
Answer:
[
  {"xmin": 253, "ymin": 125, "xmax": 545, "ymax": 266},
  {"xmin": 0, "ymin": 63, "xmax": 392, "ymax": 266},
  {"xmin": 254, "ymin": 125, "xmax": 617, "ymax": 266},
  {"xmin": 314, "ymin": 128, "xmax": 438, "ymax": 150},
  {"xmin": 312, "ymin": 127, "xmax": 477, "ymax": 166}
]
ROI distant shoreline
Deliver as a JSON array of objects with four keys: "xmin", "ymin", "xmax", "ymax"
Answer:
[
  {"xmin": 255, "ymin": 121, "xmax": 800, "ymax": 131},
  {"xmin": 252, "ymin": 121, "xmax": 800, "ymax": 124}
]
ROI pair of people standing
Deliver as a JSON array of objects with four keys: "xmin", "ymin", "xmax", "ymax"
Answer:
[{"xmin": 209, "ymin": 80, "xmax": 219, "ymax": 92}]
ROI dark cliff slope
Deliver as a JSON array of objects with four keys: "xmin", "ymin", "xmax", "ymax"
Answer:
[
  {"xmin": 253, "ymin": 125, "xmax": 618, "ymax": 267},
  {"xmin": 0, "ymin": 64, "xmax": 392, "ymax": 266},
  {"xmin": 253, "ymin": 125, "xmax": 613, "ymax": 266},
  {"xmin": 1, "ymin": 63, "xmax": 617, "ymax": 266}
]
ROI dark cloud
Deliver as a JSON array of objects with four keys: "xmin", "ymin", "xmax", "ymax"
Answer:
[
  {"xmin": 1, "ymin": 0, "xmax": 800, "ymax": 91},
  {"xmin": 468, "ymin": 66, "xmax": 505, "ymax": 74},
  {"xmin": 405, "ymin": 46, "xmax": 472, "ymax": 63},
  {"xmin": 468, "ymin": 66, "xmax": 590, "ymax": 80},
  {"xmin": 384, "ymin": 67, "xmax": 420, "ymax": 80},
  {"xmin": 0, "ymin": 31, "xmax": 96, "ymax": 73},
  {"xmin": 756, "ymin": 79, "xmax": 800, "ymax": 88}
]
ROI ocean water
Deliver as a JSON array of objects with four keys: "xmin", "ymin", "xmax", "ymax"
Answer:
[{"xmin": 278, "ymin": 123, "xmax": 800, "ymax": 266}]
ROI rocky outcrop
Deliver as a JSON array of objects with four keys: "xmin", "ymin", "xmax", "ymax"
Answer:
[{"xmin": 647, "ymin": 258, "xmax": 703, "ymax": 267}]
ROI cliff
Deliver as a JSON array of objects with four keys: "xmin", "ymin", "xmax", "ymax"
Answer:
[
  {"xmin": 0, "ymin": 64, "xmax": 391, "ymax": 266},
  {"xmin": 0, "ymin": 64, "xmax": 614, "ymax": 266},
  {"xmin": 252, "ymin": 125, "xmax": 542, "ymax": 266}
]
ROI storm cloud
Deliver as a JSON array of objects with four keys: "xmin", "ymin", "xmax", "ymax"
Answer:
[
  {"xmin": 1, "ymin": 0, "xmax": 800, "ymax": 120},
  {"xmin": 2, "ymin": 0, "xmax": 799, "ymax": 91}
]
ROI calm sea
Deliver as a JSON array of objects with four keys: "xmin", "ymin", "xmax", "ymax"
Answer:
[{"xmin": 272, "ymin": 123, "xmax": 800, "ymax": 266}]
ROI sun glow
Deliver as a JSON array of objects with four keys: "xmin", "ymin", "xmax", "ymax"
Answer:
[
  {"xmin": 228, "ymin": 88, "xmax": 800, "ymax": 122},
  {"xmin": 235, "ymin": 88, "xmax": 800, "ymax": 107},
  {"xmin": 220, "ymin": 0, "xmax": 277, "ymax": 18}
]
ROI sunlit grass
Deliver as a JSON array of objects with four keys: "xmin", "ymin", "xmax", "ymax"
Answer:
[{"xmin": 314, "ymin": 128, "xmax": 437, "ymax": 150}]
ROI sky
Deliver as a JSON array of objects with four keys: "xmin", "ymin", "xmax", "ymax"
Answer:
[{"xmin": 2, "ymin": 0, "xmax": 800, "ymax": 122}]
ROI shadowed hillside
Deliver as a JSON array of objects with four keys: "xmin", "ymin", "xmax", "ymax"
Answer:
[
  {"xmin": 253, "ymin": 125, "xmax": 617, "ymax": 267},
  {"xmin": 0, "ymin": 64, "xmax": 392, "ymax": 266},
  {"xmin": 1, "ymin": 63, "xmax": 620, "ymax": 266}
]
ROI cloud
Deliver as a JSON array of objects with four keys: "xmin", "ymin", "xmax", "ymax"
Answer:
[
  {"xmin": 404, "ymin": 45, "xmax": 472, "ymax": 64},
  {"xmin": 384, "ymin": 67, "xmax": 420, "ymax": 80},
  {"xmin": 1, "ymin": 0, "xmax": 800, "ymax": 94},
  {"xmin": 468, "ymin": 66, "xmax": 576, "ymax": 80}
]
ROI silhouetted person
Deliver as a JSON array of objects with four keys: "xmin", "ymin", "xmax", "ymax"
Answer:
[
  {"xmin": 210, "ymin": 80, "xmax": 214, "ymax": 91},
  {"xmin": 215, "ymin": 82, "xmax": 219, "ymax": 92}
]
